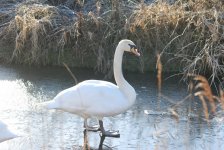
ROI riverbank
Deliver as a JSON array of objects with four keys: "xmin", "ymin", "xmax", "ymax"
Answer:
[{"xmin": 0, "ymin": 0, "xmax": 223, "ymax": 80}]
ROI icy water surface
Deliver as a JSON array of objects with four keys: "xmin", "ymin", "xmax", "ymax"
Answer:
[{"xmin": 0, "ymin": 65, "xmax": 223, "ymax": 150}]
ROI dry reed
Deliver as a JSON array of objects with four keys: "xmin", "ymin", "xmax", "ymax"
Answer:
[
  {"xmin": 11, "ymin": 4, "xmax": 68, "ymax": 65},
  {"xmin": 130, "ymin": 0, "xmax": 224, "ymax": 84},
  {"xmin": 62, "ymin": 62, "xmax": 78, "ymax": 84},
  {"xmin": 0, "ymin": 0, "xmax": 223, "ymax": 81},
  {"xmin": 198, "ymin": 94, "xmax": 209, "ymax": 120},
  {"xmin": 193, "ymin": 75, "xmax": 216, "ymax": 114},
  {"xmin": 156, "ymin": 54, "xmax": 162, "ymax": 93},
  {"xmin": 168, "ymin": 108, "xmax": 179, "ymax": 121}
]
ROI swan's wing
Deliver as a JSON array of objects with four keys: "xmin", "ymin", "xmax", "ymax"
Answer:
[
  {"xmin": 78, "ymin": 80, "xmax": 123, "ymax": 102},
  {"xmin": 77, "ymin": 80, "xmax": 129, "ymax": 116},
  {"xmin": 52, "ymin": 85, "xmax": 83, "ymax": 113},
  {"xmin": 53, "ymin": 80, "xmax": 128, "ymax": 117}
]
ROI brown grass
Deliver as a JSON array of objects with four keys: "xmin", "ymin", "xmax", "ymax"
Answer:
[
  {"xmin": 130, "ymin": 0, "xmax": 224, "ymax": 83},
  {"xmin": 11, "ymin": 4, "xmax": 66, "ymax": 65},
  {"xmin": 0, "ymin": 0, "xmax": 223, "ymax": 80},
  {"xmin": 193, "ymin": 75, "xmax": 216, "ymax": 114},
  {"xmin": 157, "ymin": 73, "xmax": 223, "ymax": 121},
  {"xmin": 192, "ymin": 75, "xmax": 214, "ymax": 120},
  {"xmin": 198, "ymin": 94, "xmax": 209, "ymax": 120},
  {"xmin": 190, "ymin": 74, "xmax": 224, "ymax": 120}
]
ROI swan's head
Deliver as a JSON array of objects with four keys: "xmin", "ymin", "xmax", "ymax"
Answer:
[{"xmin": 119, "ymin": 39, "xmax": 140, "ymax": 56}]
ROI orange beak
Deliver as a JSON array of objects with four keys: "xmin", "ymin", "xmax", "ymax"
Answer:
[{"xmin": 131, "ymin": 48, "xmax": 140, "ymax": 56}]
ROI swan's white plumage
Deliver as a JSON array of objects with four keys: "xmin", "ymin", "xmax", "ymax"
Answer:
[
  {"xmin": 0, "ymin": 121, "xmax": 17, "ymax": 143},
  {"xmin": 45, "ymin": 39, "xmax": 140, "ymax": 128},
  {"xmin": 50, "ymin": 80, "xmax": 129, "ymax": 118}
]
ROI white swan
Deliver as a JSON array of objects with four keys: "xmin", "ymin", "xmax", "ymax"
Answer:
[
  {"xmin": 44, "ymin": 39, "xmax": 140, "ymax": 137},
  {"xmin": 0, "ymin": 120, "xmax": 18, "ymax": 143}
]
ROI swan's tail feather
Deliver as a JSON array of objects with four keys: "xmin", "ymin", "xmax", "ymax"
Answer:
[
  {"xmin": 7, "ymin": 131, "xmax": 18, "ymax": 140},
  {"xmin": 40, "ymin": 100, "xmax": 58, "ymax": 109},
  {"xmin": 0, "ymin": 121, "xmax": 19, "ymax": 142},
  {"xmin": 0, "ymin": 132, "xmax": 18, "ymax": 142}
]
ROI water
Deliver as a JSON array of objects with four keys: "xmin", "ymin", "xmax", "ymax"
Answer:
[{"xmin": 0, "ymin": 65, "xmax": 223, "ymax": 150}]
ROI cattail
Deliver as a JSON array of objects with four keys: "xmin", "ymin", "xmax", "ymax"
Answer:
[{"xmin": 156, "ymin": 54, "xmax": 162, "ymax": 94}]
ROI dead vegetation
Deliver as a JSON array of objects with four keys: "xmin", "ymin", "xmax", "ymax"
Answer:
[
  {"xmin": 190, "ymin": 74, "xmax": 215, "ymax": 120},
  {"xmin": 130, "ymin": 0, "xmax": 224, "ymax": 83},
  {"xmin": 0, "ymin": 0, "xmax": 139, "ymax": 77},
  {"xmin": 13, "ymin": 4, "xmax": 63, "ymax": 64},
  {"xmin": 0, "ymin": 0, "xmax": 223, "ymax": 80},
  {"xmin": 156, "ymin": 54, "xmax": 224, "ymax": 121}
]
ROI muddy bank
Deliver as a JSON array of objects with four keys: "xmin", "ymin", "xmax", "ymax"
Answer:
[{"xmin": 0, "ymin": 0, "xmax": 223, "ymax": 80}]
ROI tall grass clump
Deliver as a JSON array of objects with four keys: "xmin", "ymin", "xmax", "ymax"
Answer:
[{"xmin": 12, "ymin": 3, "xmax": 74, "ymax": 65}]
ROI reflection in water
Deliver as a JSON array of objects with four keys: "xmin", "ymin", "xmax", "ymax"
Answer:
[
  {"xmin": 82, "ymin": 130, "xmax": 108, "ymax": 150},
  {"xmin": 0, "ymin": 65, "xmax": 223, "ymax": 149}
]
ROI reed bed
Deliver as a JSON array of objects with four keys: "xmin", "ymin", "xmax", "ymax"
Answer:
[
  {"xmin": 0, "ymin": 0, "xmax": 223, "ymax": 81},
  {"xmin": 130, "ymin": 0, "xmax": 224, "ymax": 82}
]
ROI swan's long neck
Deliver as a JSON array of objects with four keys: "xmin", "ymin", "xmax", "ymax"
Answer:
[{"xmin": 113, "ymin": 45, "xmax": 136, "ymax": 105}]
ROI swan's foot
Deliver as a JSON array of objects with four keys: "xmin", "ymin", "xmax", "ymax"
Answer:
[
  {"xmin": 99, "ymin": 120, "xmax": 120, "ymax": 138},
  {"xmin": 85, "ymin": 125, "xmax": 101, "ymax": 132},
  {"xmin": 100, "ymin": 130, "xmax": 120, "ymax": 138},
  {"xmin": 84, "ymin": 118, "xmax": 100, "ymax": 132}
]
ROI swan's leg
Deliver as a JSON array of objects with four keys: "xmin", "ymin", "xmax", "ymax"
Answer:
[
  {"xmin": 83, "ymin": 118, "xmax": 100, "ymax": 132},
  {"xmin": 99, "ymin": 120, "xmax": 120, "ymax": 138},
  {"xmin": 98, "ymin": 135, "xmax": 105, "ymax": 150},
  {"xmin": 83, "ymin": 129, "xmax": 89, "ymax": 149}
]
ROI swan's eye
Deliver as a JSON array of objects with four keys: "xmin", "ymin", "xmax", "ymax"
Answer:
[{"xmin": 128, "ymin": 44, "xmax": 137, "ymax": 50}]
